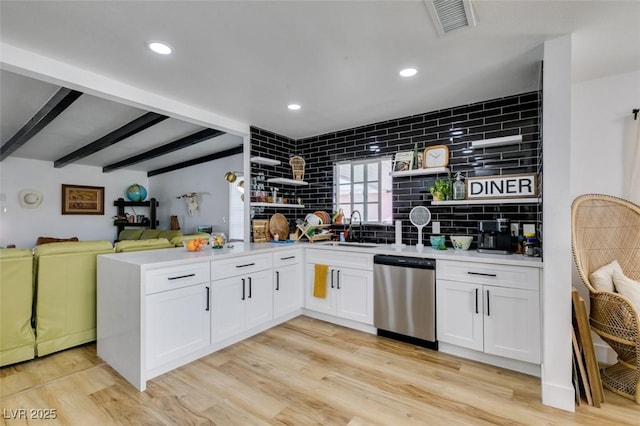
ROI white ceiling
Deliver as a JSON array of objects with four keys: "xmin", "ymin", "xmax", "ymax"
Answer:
[{"xmin": 1, "ymin": 1, "xmax": 639, "ymax": 170}]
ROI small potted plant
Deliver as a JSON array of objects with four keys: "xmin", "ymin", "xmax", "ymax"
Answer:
[{"xmin": 429, "ymin": 177, "xmax": 452, "ymax": 201}]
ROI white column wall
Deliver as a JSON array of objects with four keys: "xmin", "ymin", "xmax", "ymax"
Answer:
[{"xmin": 541, "ymin": 35, "xmax": 575, "ymax": 412}]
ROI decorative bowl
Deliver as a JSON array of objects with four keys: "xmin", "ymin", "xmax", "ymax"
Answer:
[
  {"xmin": 184, "ymin": 238, "xmax": 207, "ymax": 252},
  {"xmin": 430, "ymin": 235, "xmax": 446, "ymax": 249},
  {"xmin": 450, "ymin": 235, "xmax": 473, "ymax": 250}
]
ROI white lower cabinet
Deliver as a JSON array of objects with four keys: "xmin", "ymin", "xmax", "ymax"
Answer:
[
  {"xmin": 305, "ymin": 249, "xmax": 374, "ymax": 325},
  {"xmin": 436, "ymin": 260, "xmax": 541, "ymax": 364},
  {"xmin": 211, "ymin": 255, "xmax": 273, "ymax": 343},
  {"xmin": 273, "ymin": 250, "xmax": 303, "ymax": 319},
  {"xmin": 147, "ymin": 282, "xmax": 211, "ymax": 371}
]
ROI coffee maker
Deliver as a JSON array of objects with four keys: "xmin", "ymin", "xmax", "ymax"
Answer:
[{"xmin": 477, "ymin": 219, "xmax": 513, "ymax": 254}]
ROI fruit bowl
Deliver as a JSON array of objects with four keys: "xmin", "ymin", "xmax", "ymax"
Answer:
[
  {"xmin": 184, "ymin": 238, "xmax": 207, "ymax": 252},
  {"xmin": 450, "ymin": 235, "xmax": 473, "ymax": 250}
]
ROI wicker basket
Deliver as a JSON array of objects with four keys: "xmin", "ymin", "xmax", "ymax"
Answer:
[{"xmin": 289, "ymin": 156, "xmax": 305, "ymax": 181}]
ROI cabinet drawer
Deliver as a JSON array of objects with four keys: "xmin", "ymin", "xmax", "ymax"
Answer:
[
  {"xmin": 437, "ymin": 260, "xmax": 539, "ymax": 291},
  {"xmin": 212, "ymin": 253, "xmax": 273, "ymax": 280},
  {"xmin": 146, "ymin": 262, "xmax": 210, "ymax": 295},
  {"xmin": 273, "ymin": 249, "xmax": 301, "ymax": 267},
  {"xmin": 306, "ymin": 249, "xmax": 373, "ymax": 271}
]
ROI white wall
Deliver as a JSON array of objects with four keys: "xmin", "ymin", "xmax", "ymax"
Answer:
[
  {"xmin": 149, "ymin": 154, "xmax": 243, "ymax": 236},
  {"xmin": 541, "ymin": 35, "xmax": 574, "ymax": 412},
  {"xmin": 0, "ymin": 157, "xmax": 147, "ymax": 248},
  {"xmin": 571, "ymin": 69, "xmax": 640, "ymax": 199}
]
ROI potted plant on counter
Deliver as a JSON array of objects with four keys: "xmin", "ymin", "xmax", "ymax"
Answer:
[{"xmin": 429, "ymin": 177, "xmax": 452, "ymax": 201}]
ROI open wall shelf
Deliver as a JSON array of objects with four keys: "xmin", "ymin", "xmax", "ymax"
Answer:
[{"xmin": 430, "ymin": 198, "xmax": 541, "ymax": 206}]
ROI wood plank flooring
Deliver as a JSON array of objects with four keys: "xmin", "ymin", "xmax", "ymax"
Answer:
[{"xmin": 1, "ymin": 316, "xmax": 638, "ymax": 425}]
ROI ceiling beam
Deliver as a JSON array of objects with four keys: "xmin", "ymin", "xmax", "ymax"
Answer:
[
  {"xmin": 102, "ymin": 128, "xmax": 225, "ymax": 173},
  {"xmin": 147, "ymin": 145, "xmax": 243, "ymax": 177},
  {"xmin": 0, "ymin": 87, "xmax": 82, "ymax": 162},
  {"xmin": 54, "ymin": 112, "xmax": 168, "ymax": 168}
]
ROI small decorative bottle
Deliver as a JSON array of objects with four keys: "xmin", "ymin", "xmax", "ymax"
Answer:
[{"xmin": 453, "ymin": 172, "xmax": 466, "ymax": 200}]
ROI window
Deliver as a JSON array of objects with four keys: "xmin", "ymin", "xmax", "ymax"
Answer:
[{"xmin": 334, "ymin": 157, "xmax": 393, "ymax": 224}]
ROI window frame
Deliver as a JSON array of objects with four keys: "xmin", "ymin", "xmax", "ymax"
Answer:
[{"xmin": 334, "ymin": 156, "xmax": 393, "ymax": 225}]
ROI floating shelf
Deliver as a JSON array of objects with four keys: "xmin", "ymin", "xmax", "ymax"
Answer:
[
  {"xmin": 251, "ymin": 202, "xmax": 305, "ymax": 209},
  {"xmin": 251, "ymin": 156, "xmax": 281, "ymax": 166},
  {"xmin": 430, "ymin": 197, "xmax": 541, "ymax": 206},
  {"xmin": 471, "ymin": 135, "xmax": 523, "ymax": 149},
  {"xmin": 266, "ymin": 177, "xmax": 309, "ymax": 186},
  {"xmin": 391, "ymin": 167, "xmax": 449, "ymax": 177}
]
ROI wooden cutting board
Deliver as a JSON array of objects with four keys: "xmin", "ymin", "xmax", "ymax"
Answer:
[{"xmin": 269, "ymin": 213, "xmax": 289, "ymax": 241}]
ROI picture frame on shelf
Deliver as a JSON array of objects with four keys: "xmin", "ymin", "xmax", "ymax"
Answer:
[
  {"xmin": 61, "ymin": 184, "xmax": 105, "ymax": 215},
  {"xmin": 393, "ymin": 151, "xmax": 414, "ymax": 172}
]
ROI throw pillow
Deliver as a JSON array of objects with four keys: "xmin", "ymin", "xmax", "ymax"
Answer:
[
  {"xmin": 612, "ymin": 269, "xmax": 640, "ymax": 315},
  {"xmin": 589, "ymin": 259, "xmax": 623, "ymax": 292},
  {"xmin": 36, "ymin": 236, "xmax": 79, "ymax": 246}
]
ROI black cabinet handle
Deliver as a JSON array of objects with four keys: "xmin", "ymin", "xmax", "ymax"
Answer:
[
  {"xmin": 337, "ymin": 270, "xmax": 341, "ymax": 289},
  {"xmin": 248, "ymin": 276, "xmax": 252, "ymax": 299},
  {"xmin": 467, "ymin": 271, "xmax": 497, "ymax": 277},
  {"xmin": 205, "ymin": 286, "xmax": 210, "ymax": 311},
  {"xmin": 486, "ymin": 289, "xmax": 490, "ymax": 316},
  {"xmin": 276, "ymin": 271, "xmax": 280, "ymax": 291},
  {"xmin": 236, "ymin": 262, "xmax": 256, "ymax": 268},
  {"xmin": 168, "ymin": 273, "xmax": 196, "ymax": 280},
  {"xmin": 280, "ymin": 256, "xmax": 295, "ymax": 260},
  {"xmin": 330, "ymin": 269, "xmax": 335, "ymax": 289},
  {"xmin": 241, "ymin": 278, "xmax": 246, "ymax": 301},
  {"xmin": 475, "ymin": 288, "xmax": 478, "ymax": 314}
]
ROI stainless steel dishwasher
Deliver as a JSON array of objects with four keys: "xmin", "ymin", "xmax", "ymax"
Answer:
[{"xmin": 373, "ymin": 255, "xmax": 437, "ymax": 349}]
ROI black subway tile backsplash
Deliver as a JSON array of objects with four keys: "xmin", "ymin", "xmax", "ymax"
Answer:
[{"xmin": 251, "ymin": 91, "xmax": 542, "ymax": 246}]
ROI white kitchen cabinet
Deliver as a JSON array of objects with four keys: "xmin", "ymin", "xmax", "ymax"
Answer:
[
  {"xmin": 98, "ymin": 258, "xmax": 211, "ymax": 391},
  {"xmin": 436, "ymin": 260, "xmax": 541, "ymax": 365},
  {"xmin": 147, "ymin": 282, "xmax": 211, "ymax": 371},
  {"xmin": 211, "ymin": 254, "xmax": 273, "ymax": 343},
  {"xmin": 305, "ymin": 249, "xmax": 374, "ymax": 325},
  {"xmin": 273, "ymin": 250, "xmax": 303, "ymax": 319}
]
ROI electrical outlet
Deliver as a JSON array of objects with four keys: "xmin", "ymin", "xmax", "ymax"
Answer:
[
  {"xmin": 432, "ymin": 221, "xmax": 440, "ymax": 234},
  {"xmin": 510, "ymin": 223, "xmax": 519, "ymax": 236}
]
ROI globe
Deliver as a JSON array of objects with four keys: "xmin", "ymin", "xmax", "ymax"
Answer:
[{"xmin": 126, "ymin": 184, "xmax": 147, "ymax": 202}]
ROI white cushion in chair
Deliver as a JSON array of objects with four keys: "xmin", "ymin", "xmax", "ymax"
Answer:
[
  {"xmin": 590, "ymin": 260, "xmax": 623, "ymax": 292},
  {"xmin": 613, "ymin": 269, "xmax": 640, "ymax": 315}
]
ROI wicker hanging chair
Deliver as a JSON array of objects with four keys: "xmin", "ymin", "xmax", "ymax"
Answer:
[{"xmin": 571, "ymin": 194, "xmax": 640, "ymax": 404}]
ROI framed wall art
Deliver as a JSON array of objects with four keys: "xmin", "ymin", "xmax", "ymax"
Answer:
[{"xmin": 61, "ymin": 184, "xmax": 105, "ymax": 215}]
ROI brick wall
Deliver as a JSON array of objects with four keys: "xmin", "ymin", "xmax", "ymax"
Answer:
[{"xmin": 251, "ymin": 91, "xmax": 542, "ymax": 247}]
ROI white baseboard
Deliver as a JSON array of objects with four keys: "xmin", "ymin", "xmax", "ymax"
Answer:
[{"xmin": 541, "ymin": 365, "xmax": 576, "ymax": 412}]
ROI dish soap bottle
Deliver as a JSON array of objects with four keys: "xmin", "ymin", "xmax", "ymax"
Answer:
[{"xmin": 453, "ymin": 172, "xmax": 465, "ymax": 200}]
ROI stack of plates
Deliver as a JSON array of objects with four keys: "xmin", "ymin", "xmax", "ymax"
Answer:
[
  {"xmin": 314, "ymin": 211, "xmax": 332, "ymax": 224},
  {"xmin": 269, "ymin": 213, "xmax": 289, "ymax": 241}
]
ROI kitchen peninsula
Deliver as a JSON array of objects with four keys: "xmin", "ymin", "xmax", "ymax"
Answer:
[{"xmin": 97, "ymin": 242, "xmax": 542, "ymax": 391}]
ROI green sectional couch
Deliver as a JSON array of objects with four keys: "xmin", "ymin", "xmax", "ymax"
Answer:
[
  {"xmin": 118, "ymin": 229, "xmax": 210, "ymax": 247},
  {"xmin": 33, "ymin": 240, "xmax": 114, "ymax": 356},
  {"xmin": 0, "ymin": 248, "xmax": 36, "ymax": 367}
]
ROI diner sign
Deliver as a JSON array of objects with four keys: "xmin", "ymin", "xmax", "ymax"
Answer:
[{"xmin": 466, "ymin": 173, "xmax": 538, "ymax": 200}]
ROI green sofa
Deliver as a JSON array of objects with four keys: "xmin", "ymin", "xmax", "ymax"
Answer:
[
  {"xmin": 118, "ymin": 229, "xmax": 210, "ymax": 246},
  {"xmin": 114, "ymin": 238, "xmax": 174, "ymax": 252},
  {"xmin": 0, "ymin": 248, "xmax": 36, "ymax": 366},
  {"xmin": 33, "ymin": 240, "xmax": 114, "ymax": 356}
]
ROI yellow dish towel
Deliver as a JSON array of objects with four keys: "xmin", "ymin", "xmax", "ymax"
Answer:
[{"xmin": 313, "ymin": 264, "xmax": 329, "ymax": 299}]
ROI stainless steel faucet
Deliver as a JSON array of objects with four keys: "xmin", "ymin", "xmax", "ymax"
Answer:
[{"xmin": 349, "ymin": 210, "xmax": 362, "ymax": 242}]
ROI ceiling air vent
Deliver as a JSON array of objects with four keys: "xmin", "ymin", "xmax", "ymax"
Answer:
[{"xmin": 424, "ymin": 0, "xmax": 476, "ymax": 36}]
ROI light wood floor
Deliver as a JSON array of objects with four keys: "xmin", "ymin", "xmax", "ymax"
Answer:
[{"xmin": 1, "ymin": 316, "xmax": 638, "ymax": 425}]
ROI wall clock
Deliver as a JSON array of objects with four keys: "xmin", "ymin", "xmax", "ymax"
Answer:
[{"xmin": 423, "ymin": 145, "xmax": 450, "ymax": 168}]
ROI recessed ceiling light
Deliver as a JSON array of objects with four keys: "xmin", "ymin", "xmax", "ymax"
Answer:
[
  {"xmin": 399, "ymin": 67, "xmax": 418, "ymax": 77},
  {"xmin": 147, "ymin": 41, "xmax": 173, "ymax": 55},
  {"xmin": 288, "ymin": 104, "xmax": 301, "ymax": 111}
]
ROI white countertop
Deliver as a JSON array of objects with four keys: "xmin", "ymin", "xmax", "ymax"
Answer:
[{"xmin": 99, "ymin": 241, "xmax": 543, "ymax": 268}]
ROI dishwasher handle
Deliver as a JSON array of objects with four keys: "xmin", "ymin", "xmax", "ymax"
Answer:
[{"xmin": 373, "ymin": 255, "xmax": 435, "ymax": 269}]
